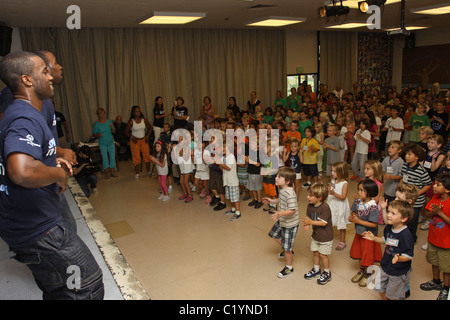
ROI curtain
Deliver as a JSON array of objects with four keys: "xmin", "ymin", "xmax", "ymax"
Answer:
[
  {"xmin": 19, "ymin": 28, "xmax": 286, "ymax": 142},
  {"xmin": 319, "ymin": 31, "xmax": 358, "ymax": 94}
]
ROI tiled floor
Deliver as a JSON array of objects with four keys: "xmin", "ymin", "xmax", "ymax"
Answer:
[
  {"xmin": 0, "ymin": 189, "xmax": 124, "ymax": 300},
  {"xmin": 88, "ymin": 159, "xmax": 443, "ymax": 300}
]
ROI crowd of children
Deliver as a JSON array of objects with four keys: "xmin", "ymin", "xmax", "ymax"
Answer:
[{"xmin": 84, "ymin": 83, "xmax": 450, "ymax": 300}]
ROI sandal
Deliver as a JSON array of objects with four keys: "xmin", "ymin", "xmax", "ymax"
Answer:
[{"xmin": 335, "ymin": 242, "xmax": 346, "ymax": 251}]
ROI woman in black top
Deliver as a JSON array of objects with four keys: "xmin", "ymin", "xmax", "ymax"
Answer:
[
  {"xmin": 227, "ymin": 96, "xmax": 240, "ymax": 116},
  {"xmin": 171, "ymin": 96, "xmax": 189, "ymax": 129}
]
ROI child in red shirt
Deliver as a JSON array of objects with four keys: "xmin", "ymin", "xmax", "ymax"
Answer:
[{"xmin": 420, "ymin": 173, "xmax": 450, "ymax": 300}]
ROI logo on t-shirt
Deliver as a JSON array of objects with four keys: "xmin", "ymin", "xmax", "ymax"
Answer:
[
  {"xmin": 46, "ymin": 138, "xmax": 57, "ymax": 156},
  {"xmin": 19, "ymin": 134, "xmax": 41, "ymax": 147}
]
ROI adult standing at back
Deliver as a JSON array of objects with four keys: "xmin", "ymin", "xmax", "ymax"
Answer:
[
  {"xmin": 92, "ymin": 107, "xmax": 118, "ymax": 178},
  {"xmin": 171, "ymin": 96, "xmax": 189, "ymax": 129},
  {"xmin": 247, "ymin": 91, "xmax": 262, "ymax": 114},
  {"xmin": 227, "ymin": 96, "xmax": 240, "ymax": 117},
  {"xmin": 153, "ymin": 96, "xmax": 168, "ymax": 143},
  {"xmin": 125, "ymin": 105, "xmax": 153, "ymax": 179},
  {"xmin": 0, "ymin": 51, "xmax": 104, "ymax": 300},
  {"xmin": 201, "ymin": 96, "xmax": 215, "ymax": 128},
  {"xmin": 287, "ymin": 87, "xmax": 301, "ymax": 113}
]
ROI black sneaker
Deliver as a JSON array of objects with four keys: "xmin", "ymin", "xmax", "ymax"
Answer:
[
  {"xmin": 254, "ymin": 201, "xmax": 263, "ymax": 209},
  {"xmin": 302, "ymin": 182, "xmax": 311, "ymax": 189},
  {"xmin": 277, "ymin": 266, "xmax": 294, "ymax": 278},
  {"xmin": 317, "ymin": 271, "xmax": 332, "ymax": 285},
  {"xmin": 224, "ymin": 210, "xmax": 235, "ymax": 215},
  {"xmin": 213, "ymin": 202, "xmax": 227, "ymax": 211},
  {"xmin": 437, "ymin": 287, "xmax": 449, "ymax": 300},
  {"xmin": 209, "ymin": 197, "xmax": 220, "ymax": 207},
  {"xmin": 248, "ymin": 200, "xmax": 257, "ymax": 207},
  {"xmin": 304, "ymin": 267, "xmax": 321, "ymax": 280},
  {"xmin": 420, "ymin": 280, "xmax": 442, "ymax": 291}
]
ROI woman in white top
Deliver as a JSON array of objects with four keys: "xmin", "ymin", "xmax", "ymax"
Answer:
[{"xmin": 125, "ymin": 106, "xmax": 153, "ymax": 179}]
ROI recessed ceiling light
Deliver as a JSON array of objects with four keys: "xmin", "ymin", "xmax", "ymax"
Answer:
[
  {"xmin": 139, "ymin": 11, "xmax": 206, "ymax": 24},
  {"xmin": 246, "ymin": 17, "xmax": 306, "ymax": 27},
  {"xmin": 411, "ymin": 3, "xmax": 450, "ymax": 15},
  {"xmin": 326, "ymin": 22, "xmax": 368, "ymax": 29}
]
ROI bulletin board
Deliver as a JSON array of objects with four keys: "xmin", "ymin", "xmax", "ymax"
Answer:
[{"xmin": 357, "ymin": 32, "xmax": 394, "ymax": 91}]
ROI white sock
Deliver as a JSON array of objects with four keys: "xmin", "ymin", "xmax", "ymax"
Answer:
[
  {"xmin": 314, "ymin": 265, "xmax": 320, "ymax": 271},
  {"xmin": 235, "ymin": 211, "xmax": 240, "ymax": 215},
  {"xmin": 286, "ymin": 265, "xmax": 293, "ymax": 270}
]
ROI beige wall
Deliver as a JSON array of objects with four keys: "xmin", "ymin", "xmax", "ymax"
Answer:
[{"xmin": 285, "ymin": 30, "xmax": 318, "ymax": 75}]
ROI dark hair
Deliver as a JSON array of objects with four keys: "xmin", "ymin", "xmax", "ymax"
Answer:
[
  {"xmin": 358, "ymin": 119, "xmax": 370, "ymax": 128},
  {"xmin": 305, "ymin": 125, "xmax": 316, "ymax": 137},
  {"xmin": 129, "ymin": 105, "xmax": 145, "ymax": 121},
  {"xmin": 154, "ymin": 96, "xmax": 163, "ymax": 109},
  {"xmin": 0, "ymin": 51, "xmax": 39, "ymax": 93},
  {"xmin": 290, "ymin": 120, "xmax": 299, "ymax": 127},
  {"xmin": 436, "ymin": 173, "xmax": 450, "ymax": 191},
  {"xmin": 365, "ymin": 110, "xmax": 376, "ymax": 127},
  {"xmin": 404, "ymin": 142, "xmax": 426, "ymax": 162},
  {"xmin": 79, "ymin": 145, "xmax": 92, "ymax": 157},
  {"xmin": 154, "ymin": 140, "xmax": 169, "ymax": 163},
  {"xmin": 358, "ymin": 178, "xmax": 379, "ymax": 198},
  {"xmin": 33, "ymin": 51, "xmax": 51, "ymax": 66},
  {"xmin": 176, "ymin": 96, "xmax": 184, "ymax": 104}
]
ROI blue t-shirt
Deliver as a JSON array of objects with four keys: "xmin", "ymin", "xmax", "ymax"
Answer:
[
  {"xmin": 92, "ymin": 120, "xmax": 114, "ymax": 146},
  {"xmin": 380, "ymin": 225, "xmax": 414, "ymax": 276},
  {"xmin": 0, "ymin": 100, "xmax": 61, "ymax": 248},
  {"xmin": 0, "ymin": 87, "xmax": 59, "ymax": 146}
]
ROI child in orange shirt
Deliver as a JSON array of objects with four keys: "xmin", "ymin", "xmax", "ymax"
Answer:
[{"xmin": 283, "ymin": 120, "xmax": 301, "ymax": 153}]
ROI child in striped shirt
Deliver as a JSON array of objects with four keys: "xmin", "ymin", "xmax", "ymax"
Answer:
[{"xmin": 400, "ymin": 143, "xmax": 432, "ymax": 242}]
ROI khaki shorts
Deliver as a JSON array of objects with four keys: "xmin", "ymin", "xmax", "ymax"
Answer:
[
  {"xmin": 310, "ymin": 238, "xmax": 333, "ymax": 255},
  {"xmin": 426, "ymin": 242, "xmax": 450, "ymax": 273}
]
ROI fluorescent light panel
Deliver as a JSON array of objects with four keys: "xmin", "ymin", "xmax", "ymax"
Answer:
[
  {"xmin": 326, "ymin": 22, "xmax": 367, "ymax": 29},
  {"xmin": 246, "ymin": 17, "xmax": 306, "ymax": 27},
  {"xmin": 384, "ymin": 26, "xmax": 429, "ymax": 31},
  {"xmin": 140, "ymin": 11, "xmax": 205, "ymax": 24},
  {"xmin": 411, "ymin": 3, "xmax": 450, "ymax": 15}
]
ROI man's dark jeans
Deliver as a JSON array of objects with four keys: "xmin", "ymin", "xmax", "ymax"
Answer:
[{"xmin": 10, "ymin": 221, "xmax": 104, "ymax": 300}]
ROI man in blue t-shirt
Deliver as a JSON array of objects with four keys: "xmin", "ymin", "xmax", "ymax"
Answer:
[{"xmin": 0, "ymin": 51, "xmax": 104, "ymax": 300}]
